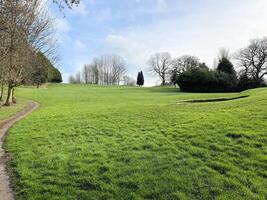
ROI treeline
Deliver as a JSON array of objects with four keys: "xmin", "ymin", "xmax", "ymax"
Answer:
[
  {"xmin": 148, "ymin": 38, "xmax": 267, "ymax": 92},
  {"xmin": 23, "ymin": 52, "xmax": 62, "ymax": 88},
  {"xmin": 0, "ymin": 0, "xmax": 62, "ymax": 106},
  {"xmin": 69, "ymin": 54, "xmax": 127, "ymax": 85}
]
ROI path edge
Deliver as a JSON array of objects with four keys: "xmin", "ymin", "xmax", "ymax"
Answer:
[{"xmin": 0, "ymin": 101, "xmax": 40, "ymax": 200}]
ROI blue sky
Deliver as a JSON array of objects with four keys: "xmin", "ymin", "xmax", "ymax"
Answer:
[{"xmin": 51, "ymin": 0, "xmax": 267, "ymax": 85}]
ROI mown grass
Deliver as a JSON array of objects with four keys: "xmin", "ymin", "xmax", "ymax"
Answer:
[
  {"xmin": 0, "ymin": 94, "xmax": 28, "ymax": 121},
  {"xmin": 4, "ymin": 84, "xmax": 267, "ymax": 199}
]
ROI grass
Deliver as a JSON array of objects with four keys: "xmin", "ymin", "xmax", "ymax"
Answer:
[
  {"xmin": 0, "ymin": 95, "xmax": 28, "ymax": 122},
  {"xmin": 3, "ymin": 84, "xmax": 267, "ymax": 199}
]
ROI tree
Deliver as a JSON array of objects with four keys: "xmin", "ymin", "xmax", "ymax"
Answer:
[
  {"xmin": 170, "ymin": 55, "xmax": 201, "ymax": 85},
  {"xmin": 75, "ymin": 71, "xmax": 81, "ymax": 83},
  {"xmin": 136, "ymin": 71, "xmax": 144, "ymax": 86},
  {"xmin": 217, "ymin": 57, "xmax": 236, "ymax": 75},
  {"xmin": 68, "ymin": 75, "xmax": 76, "ymax": 83},
  {"xmin": 176, "ymin": 68, "xmax": 238, "ymax": 93},
  {"xmin": 139, "ymin": 71, "xmax": 144, "ymax": 86},
  {"xmin": 148, "ymin": 52, "xmax": 172, "ymax": 85},
  {"xmin": 48, "ymin": 67, "xmax": 62, "ymax": 83},
  {"xmin": 172, "ymin": 55, "xmax": 200, "ymax": 73},
  {"xmin": 235, "ymin": 38, "xmax": 267, "ymax": 84},
  {"xmin": 0, "ymin": 0, "xmax": 56, "ymax": 105},
  {"xmin": 123, "ymin": 75, "xmax": 135, "ymax": 86},
  {"xmin": 75, "ymin": 54, "xmax": 127, "ymax": 85},
  {"xmin": 53, "ymin": 0, "xmax": 80, "ymax": 9}
]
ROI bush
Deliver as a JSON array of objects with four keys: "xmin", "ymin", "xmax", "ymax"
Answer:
[
  {"xmin": 48, "ymin": 67, "xmax": 62, "ymax": 83},
  {"xmin": 237, "ymin": 74, "xmax": 266, "ymax": 91},
  {"xmin": 176, "ymin": 68, "xmax": 238, "ymax": 92}
]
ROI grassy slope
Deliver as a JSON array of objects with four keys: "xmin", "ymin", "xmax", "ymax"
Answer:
[
  {"xmin": 4, "ymin": 84, "xmax": 267, "ymax": 199},
  {"xmin": 0, "ymin": 98, "xmax": 28, "ymax": 121}
]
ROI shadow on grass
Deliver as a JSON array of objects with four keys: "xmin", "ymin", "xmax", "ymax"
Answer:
[{"xmin": 177, "ymin": 95, "xmax": 249, "ymax": 104}]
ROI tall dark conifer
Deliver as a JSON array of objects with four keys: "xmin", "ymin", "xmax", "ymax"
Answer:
[
  {"xmin": 137, "ymin": 71, "xmax": 144, "ymax": 86},
  {"xmin": 139, "ymin": 71, "xmax": 144, "ymax": 86},
  {"xmin": 137, "ymin": 72, "xmax": 141, "ymax": 86}
]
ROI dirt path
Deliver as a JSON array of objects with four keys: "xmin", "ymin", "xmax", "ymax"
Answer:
[{"xmin": 0, "ymin": 101, "xmax": 39, "ymax": 200}]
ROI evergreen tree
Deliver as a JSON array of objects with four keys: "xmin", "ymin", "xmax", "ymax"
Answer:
[
  {"xmin": 136, "ymin": 72, "xmax": 141, "ymax": 86},
  {"xmin": 139, "ymin": 71, "xmax": 144, "ymax": 86},
  {"xmin": 137, "ymin": 71, "xmax": 144, "ymax": 86},
  {"xmin": 217, "ymin": 57, "xmax": 235, "ymax": 75}
]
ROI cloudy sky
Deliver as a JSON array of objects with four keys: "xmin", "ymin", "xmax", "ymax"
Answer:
[{"xmin": 52, "ymin": 0, "xmax": 267, "ymax": 85}]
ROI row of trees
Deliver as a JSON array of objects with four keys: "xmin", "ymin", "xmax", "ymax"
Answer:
[
  {"xmin": 69, "ymin": 54, "xmax": 127, "ymax": 85},
  {"xmin": 0, "ymin": 0, "xmax": 62, "ymax": 106},
  {"xmin": 148, "ymin": 38, "xmax": 267, "ymax": 92}
]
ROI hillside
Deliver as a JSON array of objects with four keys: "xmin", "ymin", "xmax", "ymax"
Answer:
[{"xmin": 4, "ymin": 85, "xmax": 267, "ymax": 199}]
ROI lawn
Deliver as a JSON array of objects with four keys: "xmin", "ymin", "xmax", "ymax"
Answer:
[
  {"xmin": 4, "ymin": 84, "xmax": 267, "ymax": 199},
  {"xmin": 0, "ymin": 96, "xmax": 28, "ymax": 121}
]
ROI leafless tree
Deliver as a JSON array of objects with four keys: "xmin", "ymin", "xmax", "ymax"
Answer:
[
  {"xmin": 0, "ymin": 0, "xmax": 56, "ymax": 105},
  {"xmin": 123, "ymin": 75, "xmax": 135, "ymax": 86},
  {"xmin": 75, "ymin": 71, "xmax": 81, "ymax": 83},
  {"xmin": 68, "ymin": 75, "xmax": 76, "ymax": 83},
  {"xmin": 148, "ymin": 52, "xmax": 172, "ymax": 85},
  {"xmin": 234, "ymin": 38, "xmax": 267, "ymax": 82},
  {"xmin": 171, "ymin": 55, "xmax": 200, "ymax": 74},
  {"xmin": 80, "ymin": 54, "xmax": 126, "ymax": 85},
  {"xmin": 53, "ymin": 0, "xmax": 80, "ymax": 9}
]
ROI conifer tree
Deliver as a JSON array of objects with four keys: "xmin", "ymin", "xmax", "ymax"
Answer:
[
  {"xmin": 139, "ymin": 71, "xmax": 144, "ymax": 86},
  {"xmin": 137, "ymin": 71, "xmax": 144, "ymax": 86},
  {"xmin": 136, "ymin": 72, "xmax": 141, "ymax": 86}
]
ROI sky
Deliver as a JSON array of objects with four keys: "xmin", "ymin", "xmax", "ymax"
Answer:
[{"xmin": 51, "ymin": 0, "xmax": 267, "ymax": 85}]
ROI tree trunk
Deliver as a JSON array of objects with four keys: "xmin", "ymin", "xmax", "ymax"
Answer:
[
  {"xmin": 162, "ymin": 78, "xmax": 166, "ymax": 86},
  {"xmin": 4, "ymin": 84, "xmax": 12, "ymax": 106},
  {"xmin": 11, "ymin": 87, "xmax": 16, "ymax": 104},
  {"xmin": 0, "ymin": 82, "xmax": 4, "ymax": 101}
]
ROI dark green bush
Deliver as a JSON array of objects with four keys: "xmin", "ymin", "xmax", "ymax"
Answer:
[
  {"xmin": 176, "ymin": 68, "xmax": 238, "ymax": 92},
  {"xmin": 237, "ymin": 74, "xmax": 266, "ymax": 91}
]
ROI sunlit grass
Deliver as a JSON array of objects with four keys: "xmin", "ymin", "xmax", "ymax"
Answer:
[{"xmin": 4, "ymin": 84, "xmax": 267, "ymax": 199}]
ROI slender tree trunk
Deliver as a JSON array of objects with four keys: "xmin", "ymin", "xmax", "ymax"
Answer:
[
  {"xmin": 11, "ymin": 87, "xmax": 16, "ymax": 104},
  {"xmin": 0, "ymin": 82, "xmax": 4, "ymax": 101},
  {"xmin": 162, "ymin": 77, "xmax": 166, "ymax": 86},
  {"xmin": 4, "ymin": 84, "xmax": 12, "ymax": 106}
]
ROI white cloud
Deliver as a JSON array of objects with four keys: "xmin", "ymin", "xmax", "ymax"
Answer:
[
  {"xmin": 97, "ymin": 0, "xmax": 267, "ymax": 85},
  {"xmin": 58, "ymin": 0, "xmax": 267, "ymax": 86},
  {"xmin": 105, "ymin": 1, "xmax": 267, "ymax": 65}
]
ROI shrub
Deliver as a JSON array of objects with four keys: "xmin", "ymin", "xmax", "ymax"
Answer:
[
  {"xmin": 176, "ymin": 68, "xmax": 238, "ymax": 92},
  {"xmin": 237, "ymin": 74, "xmax": 266, "ymax": 91}
]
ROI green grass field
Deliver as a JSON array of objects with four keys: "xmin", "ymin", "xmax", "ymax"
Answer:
[
  {"xmin": 3, "ymin": 84, "xmax": 267, "ymax": 199},
  {"xmin": 0, "ymin": 97, "xmax": 28, "ymax": 121}
]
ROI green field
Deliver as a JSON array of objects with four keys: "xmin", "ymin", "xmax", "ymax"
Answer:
[
  {"xmin": 4, "ymin": 84, "xmax": 267, "ymax": 199},
  {"xmin": 0, "ymin": 94, "xmax": 28, "ymax": 121}
]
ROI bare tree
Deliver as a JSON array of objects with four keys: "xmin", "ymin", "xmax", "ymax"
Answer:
[
  {"xmin": 72, "ymin": 54, "xmax": 127, "ymax": 86},
  {"xmin": 53, "ymin": 0, "xmax": 80, "ymax": 9},
  {"xmin": 75, "ymin": 71, "xmax": 81, "ymax": 83},
  {"xmin": 68, "ymin": 75, "xmax": 76, "ymax": 83},
  {"xmin": 123, "ymin": 75, "xmax": 135, "ymax": 86},
  {"xmin": 0, "ymin": 0, "xmax": 56, "ymax": 105},
  {"xmin": 148, "ymin": 52, "xmax": 172, "ymax": 85},
  {"xmin": 111, "ymin": 55, "xmax": 126, "ymax": 85},
  {"xmin": 235, "ymin": 38, "xmax": 267, "ymax": 82},
  {"xmin": 82, "ymin": 64, "xmax": 90, "ymax": 84},
  {"xmin": 171, "ymin": 55, "xmax": 200, "ymax": 74}
]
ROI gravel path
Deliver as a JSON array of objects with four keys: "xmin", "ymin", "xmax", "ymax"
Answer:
[{"xmin": 0, "ymin": 101, "xmax": 39, "ymax": 200}]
